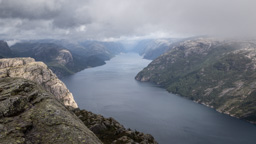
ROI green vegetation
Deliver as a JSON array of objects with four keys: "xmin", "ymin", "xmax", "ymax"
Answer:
[
  {"xmin": 136, "ymin": 39, "xmax": 256, "ymax": 123},
  {"xmin": 9, "ymin": 41, "xmax": 123, "ymax": 77},
  {"xmin": 73, "ymin": 109, "xmax": 157, "ymax": 144},
  {"xmin": 47, "ymin": 61, "xmax": 75, "ymax": 76}
]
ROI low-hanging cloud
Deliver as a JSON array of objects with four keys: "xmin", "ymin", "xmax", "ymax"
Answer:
[{"xmin": 0, "ymin": 0, "xmax": 255, "ymax": 40}]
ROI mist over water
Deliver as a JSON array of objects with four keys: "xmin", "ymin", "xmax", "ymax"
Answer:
[{"xmin": 62, "ymin": 53, "xmax": 256, "ymax": 144}]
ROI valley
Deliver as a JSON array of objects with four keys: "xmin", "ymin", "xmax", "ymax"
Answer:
[
  {"xmin": 62, "ymin": 53, "xmax": 256, "ymax": 144},
  {"xmin": 1, "ymin": 1, "xmax": 255, "ymax": 143},
  {"xmin": 2, "ymin": 37, "xmax": 256, "ymax": 144}
]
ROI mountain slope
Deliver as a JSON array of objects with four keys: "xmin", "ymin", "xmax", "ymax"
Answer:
[
  {"xmin": 133, "ymin": 38, "xmax": 181, "ymax": 60},
  {"xmin": 74, "ymin": 40, "xmax": 125, "ymax": 61},
  {"xmin": 136, "ymin": 38, "xmax": 256, "ymax": 123},
  {"xmin": 0, "ymin": 40, "xmax": 14, "ymax": 58},
  {"xmin": 10, "ymin": 40, "xmax": 125, "ymax": 77},
  {"xmin": 34, "ymin": 39, "xmax": 125, "ymax": 62},
  {"xmin": 10, "ymin": 42, "xmax": 92, "ymax": 77}
]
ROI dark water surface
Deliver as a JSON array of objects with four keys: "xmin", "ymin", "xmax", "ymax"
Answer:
[{"xmin": 62, "ymin": 53, "xmax": 256, "ymax": 144}]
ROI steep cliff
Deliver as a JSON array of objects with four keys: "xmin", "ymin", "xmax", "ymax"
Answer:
[
  {"xmin": 136, "ymin": 38, "xmax": 256, "ymax": 123},
  {"xmin": 10, "ymin": 43, "xmax": 80, "ymax": 77},
  {"xmin": 10, "ymin": 41, "xmax": 124, "ymax": 77},
  {"xmin": 0, "ymin": 58, "xmax": 158, "ymax": 144},
  {"xmin": 0, "ymin": 77, "xmax": 102, "ymax": 144},
  {"xmin": 33, "ymin": 39, "xmax": 125, "ymax": 61},
  {"xmin": 0, "ymin": 40, "xmax": 13, "ymax": 58},
  {"xmin": 0, "ymin": 58, "xmax": 78, "ymax": 108}
]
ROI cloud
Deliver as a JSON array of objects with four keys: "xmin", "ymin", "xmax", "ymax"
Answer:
[
  {"xmin": 0, "ymin": 0, "xmax": 256, "ymax": 41},
  {"xmin": 0, "ymin": 0, "xmax": 62, "ymax": 19}
]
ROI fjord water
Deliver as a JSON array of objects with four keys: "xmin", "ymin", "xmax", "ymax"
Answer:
[{"xmin": 62, "ymin": 53, "xmax": 256, "ymax": 144}]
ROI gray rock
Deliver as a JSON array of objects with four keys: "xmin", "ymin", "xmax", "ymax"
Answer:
[
  {"xmin": 0, "ymin": 58, "xmax": 78, "ymax": 108},
  {"xmin": 0, "ymin": 77, "xmax": 102, "ymax": 144}
]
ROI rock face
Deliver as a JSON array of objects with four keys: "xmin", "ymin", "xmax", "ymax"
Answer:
[
  {"xmin": 0, "ymin": 77, "xmax": 102, "ymax": 144},
  {"xmin": 136, "ymin": 38, "xmax": 256, "ymax": 123},
  {"xmin": 0, "ymin": 58, "xmax": 78, "ymax": 108},
  {"xmin": 33, "ymin": 39, "xmax": 125, "ymax": 62},
  {"xmin": 0, "ymin": 40, "xmax": 13, "ymax": 58},
  {"xmin": 10, "ymin": 43, "xmax": 78, "ymax": 77},
  {"xmin": 10, "ymin": 41, "xmax": 125, "ymax": 77},
  {"xmin": 11, "ymin": 43, "xmax": 73, "ymax": 65},
  {"xmin": 73, "ymin": 109, "xmax": 158, "ymax": 144}
]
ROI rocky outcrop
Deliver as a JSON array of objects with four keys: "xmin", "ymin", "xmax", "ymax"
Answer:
[
  {"xmin": 10, "ymin": 43, "xmax": 73, "ymax": 64},
  {"xmin": 73, "ymin": 109, "xmax": 158, "ymax": 144},
  {"xmin": 55, "ymin": 49, "xmax": 73, "ymax": 65},
  {"xmin": 0, "ymin": 58, "xmax": 78, "ymax": 108},
  {"xmin": 0, "ymin": 77, "xmax": 102, "ymax": 144},
  {"xmin": 136, "ymin": 38, "xmax": 256, "ymax": 123}
]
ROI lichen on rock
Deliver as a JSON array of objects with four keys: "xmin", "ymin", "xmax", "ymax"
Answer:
[
  {"xmin": 0, "ymin": 58, "xmax": 78, "ymax": 108},
  {"xmin": 0, "ymin": 77, "xmax": 102, "ymax": 144}
]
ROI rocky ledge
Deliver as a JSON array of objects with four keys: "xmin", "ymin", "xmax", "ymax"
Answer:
[
  {"xmin": 0, "ymin": 58, "xmax": 77, "ymax": 108},
  {"xmin": 0, "ymin": 78, "xmax": 101, "ymax": 144}
]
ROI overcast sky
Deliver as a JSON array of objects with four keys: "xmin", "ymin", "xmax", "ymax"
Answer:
[{"xmin": 0, "ymin": 0, "xmax": 255, "ymax": 41}]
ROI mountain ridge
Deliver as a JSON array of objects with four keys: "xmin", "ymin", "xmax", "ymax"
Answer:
[{"xmin": 9, "ymin": 40, "xmax": 125, "ymax": 77}]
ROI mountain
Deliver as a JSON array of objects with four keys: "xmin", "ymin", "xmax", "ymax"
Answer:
[
  {"xmin": 0, "ymin": 40, "xmax": 14, "ymax": 58},
  {"xmin": 136, "ymin": 38, "xmax": 256, "ymax": 123},
  {"xmin": 71, "ymin": 40, "xmax": 125, "ymax": 61},
  {"xmin": 133, "ymin": 38, "xmax": 181, "ymax": 60},
  {"xmin": 0, "ymin": 58, "xmax": 158, "ymax": 144},
  {"xmin": 9, "ymin": 40, "xmax": 125, "ymax": 77},
  {"xmin": 10, "ymin": 42, "xmax": 104, "ymax": 77},
  {"xmin": 33, "ymin": 39, "xmax": 125, "ymax": 61},
  {"xmin": 2, "ymin": 39, "xmax": 125, "ymax": 78}
]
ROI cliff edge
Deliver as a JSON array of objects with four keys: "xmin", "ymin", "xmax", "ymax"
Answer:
[
  {"xmin": 0, "ymin": 58, "xmax": 78, "ymax": 108},
  {"xmin": 0, "ymin": 77, "xmax": 101, "ymax": 144}
]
